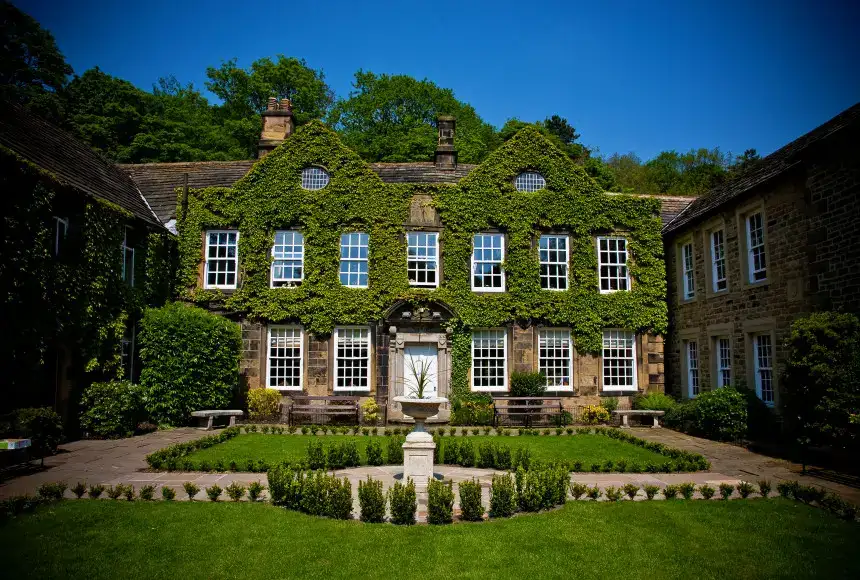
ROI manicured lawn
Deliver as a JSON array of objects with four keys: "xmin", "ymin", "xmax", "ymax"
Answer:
[
  {"xmin": 2, "ymin": 499, "xmax": 857, "ymax": 579},
  {"xmin": 183, "ymin": 433, "xmax": 669, "ymax": 468}
]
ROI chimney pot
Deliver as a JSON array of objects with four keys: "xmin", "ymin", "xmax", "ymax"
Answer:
[
  {"xmin": 279, "ymin": 98, "xmax": 293, "ymax": 112},
  {"xmin": 434, "ymin": 115, "xmax": 457, "ymax": 168},
  {"xmin": 267, "ymin": 97, "xmax": 278, "ymax": 111}
]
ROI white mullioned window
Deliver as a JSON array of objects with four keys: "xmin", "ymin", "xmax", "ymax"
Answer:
[
  {"xmin": 407, "ymin": 231, "xmax": 439, "ymax": 287},
  {"xmin": 471, "ymin": 329, "xmax": 508, "ymax": 391},
  {"xmin": 514, "ymin": 171, "xmax": 546, "ymax": 192},
  {"xmin": 339, "ymin": 232, "xmax": 369, "ymax": 288},
  {"xmin": 539, "ymin": 235, "xmax": 568, "ymax": 290},
  {"xmin": 205, "ymin": 230, "xmax": 239, "ymax": 289},
  {"xmin": 746, "ymin": 212, "xmax": 767, "ymax": 282},
  {"xmin": 334, "ymin": 327, "xmax": 370, "ymax": 391},
  {"xmin": 121, "ymin": 227, "xmax": 135, "ymax": 287},
  {"xmin": 602, "ymin": 330, "xmax": 637, "ymax": 390},
  {"xmin": 711, "ymin": 230, "xmax": 727, "ymax": 292},
  {"xmin": 597, "ymin": 237, "xmax": 630, "ymax": 293},
  {"xmin": 681, "ymin": 242, "xmax": 695, "ymax": 299},
  {"xmin": 301, "ymin": 167, "xmax": 330, "ymax": 190},
  {"xmin": 686, "ymin": 340, "xmax": 700, "ymax": 397},
  {"xmin": 268, "ymin": 326, "xmax": 303, "ymax": 390},
  {"xmin": 271, "ymin": 231, "xmax": 304, "ymax": 287},
  {"xmin": 538, "ymin": 329, "xmax": 572, "ymax": 391},
  {"xmin": 472, "ymin": 233, "xmax": 505, "ymax": 291},
  {"xmin": 53, "ymin": 216, "xmax": 68, "ymax": 256},
  {"xmin": 753, "ymin": 334, "xmax": 774, "ymax": 405},
  {"xmin": 716, "ymin": 337, "xmax": 731, "ymax": 388}
]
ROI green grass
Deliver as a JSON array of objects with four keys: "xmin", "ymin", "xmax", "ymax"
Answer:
[
  {"xmin": 1, "ymin": 499, "xmax": 857, "ymax": 579},
  {"xmin": 183, "ymin": 434, "xmax": 668, "ymax": 469}
]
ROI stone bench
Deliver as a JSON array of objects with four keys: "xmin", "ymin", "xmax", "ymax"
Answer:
[
  {"xmin": 612, "ymin": 409, "xmax": 665, "ymax": 428},
  {"xmin": 191, "ymin": 410, "xmax": 243, "ymax": 430}
]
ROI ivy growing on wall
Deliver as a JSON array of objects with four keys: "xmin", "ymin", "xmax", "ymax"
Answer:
[{"xmin": 175, "ymin": 122, "xmax": 667, "ymax": 403}]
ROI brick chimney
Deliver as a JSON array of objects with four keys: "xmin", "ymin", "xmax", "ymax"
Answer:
[
  {"xmin": 434, "ymin": 115, "xmax": 457, "ymax": 168},
  {"xmin": 257, "ymin": 97, "xmax": 295, "ymax": 158}
]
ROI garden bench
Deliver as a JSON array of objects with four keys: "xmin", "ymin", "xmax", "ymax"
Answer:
[
  {"xmin": 288, "ymin": 396, "xmax": 360, "ymax": 426},
  {"xmin": 613, "ymin": 409, "xmax": 665, "ymax": 428},
  {"xmin": 492, "ymin": 397, "xmax": 563, "ymax": 428},
  {"xmin": 191, "ymin": 410, "xmax": 244, "ymax": 430}
]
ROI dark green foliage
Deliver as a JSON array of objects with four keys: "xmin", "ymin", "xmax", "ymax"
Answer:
[
  {"xmin": 144, "ymin": 426, "xmax": 240, "ymax": 469},
  {"xmin": 427, "ymin": 479, "xmax": 454, "ymax": 525},
  {"xmin": 388, "ymin": 479, "xmax": 417, "ymax": 525},
  {"xmin": 663, "ymin": 485, "xmax": 679, "ymax": 499},
  {"xmin": 667, "ymin": 387, "xmax": 749, "ymax": 441},
  {"xmin": 268, "ymin": 466, "xmax": 351, "ymax": 519},
  {"xmin": 138, "ymin": 485, "xmax": 153, "ymax": 501},
  {"xmin": 719, "ymin": 483, "xmax": 734, "ymax": 500},
  {"xmin": 623, "ymin": 484, "xmax": 640, "ymax": 500},
  {"xmin": 386, "ymin": 436, "xmax": 404, "ymax": 464},
  {"xmin": 79, "ymin": 380, "xmax": 146, "ymax": 438},
  {"xmin": 643, "ymin": 485, "xmax": 659, "ymax": 500},
  {"xmin": 586, "ymin": 486, "xmax": 601, "ymax": 500},
  {"xmin": 358, "ymin": 477, "xmax": 385, "ymax": 523},
  {"xmin": 206, "ymin": 485, "xmax": 222, "ymax": 502},
  {"xmin": 183, "ymin": 482, "xmax": 200, "ymax": 501},
  {"xmin": 139, "ymin": 303, "xmax": 240, "ymax": 426},
  {"xmin": 489, "ymin": 473, "xmax": 516, "ymax": 518},
  {"xmin": 0, "ymin": 495, "xmax": 43, "ymax": 520},
  {"xmin": 605, "ymin": 486, "xmax": 622, "ymax": 502},
  {"xmin": 758, "ymin": 480, "xmax": 771, "ymax": 498},
  {"xmin": 87, "ymin": 484, "xmax": 105, "ymax": 499},
  {"xmin": 679, "ymin": 482, "xmax": 696, "ymax": 500},
  {"xmin": 699, "ymin": 485, "xmax": 715, "ymax": 500},
  {"xmin": 633, "ymin": 392, "xmax": 677, "ymax": 413},
  {"xmin": 106, "ymin": 485, "xmax": 123, "ymax": 500},
  {"xmin": 777, "ymin": 481, "xmax": 799, "ymax": 499},
  {"xmin": 736, "ymin": 482, "xmax": 755, "ymax": 499},
  {"xmin": 328, "ymin": 477, "xmax": 353, "ymax": 520},
  {"xmin": 161, "ymin": 487, "xmax": 176, "ymax": 501},
  {"xmin": 515, "ymin": 464, "xmax": 568, "ymax": 512},
  {"xmin": 510, "ymin": 372, "xmax": 547, "ymax": 397},
  {"xmin": 123, "ymin": 485, "xmax": 136, "ymax": 501},
  {"xmin": 225, "ymin": 482, "xmax": 245, "ymax": 502},
  {"xmin": 12, "ymin": 407, "xmax": 63, "ymax": 455},
  {"xmin": 570, "ymin": 482, "xmax": 588, "ymax": 500},
  {"xmin": 458, "ymin": 479, "xmax": 484, "ymax": 521},
  {"xmin": 365, "ymin": 439, "xmax": 383, "ymax": 465},
  {"xmin": 71, "ymin": 482, "xmax": 87, "ymax": 499},
  {"xmin": 37, "ymin": 482, "xmax": 67, "ymax": 501},
  {"xmin": 248, "ymin": 481, "xmax": 265, "ymax": 502}
]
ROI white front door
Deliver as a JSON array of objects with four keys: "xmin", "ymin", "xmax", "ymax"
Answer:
[{"xmin": 403, "ymin": 344, "xmax": 438, "ymax": 399}]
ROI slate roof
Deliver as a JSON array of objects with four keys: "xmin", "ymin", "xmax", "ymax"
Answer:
[
  {"xmin": 369, "ymin": 162, "xmax": 477, "ymax": 183},
  {"xmin": 0, "ymin": 104, "xmax": 162, "ymax": 227},
  {"xmin": 664, "ymin": 102, "xmax": 860, "ymax": 234},
  {"xmin": 606, "ymin": 193, "xmax": 696, "ymax": 227}
]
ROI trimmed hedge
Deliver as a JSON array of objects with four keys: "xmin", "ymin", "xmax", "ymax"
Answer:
[{"xmin": 80, "ymin": 380, "xmax": 146, "ymax": 438}]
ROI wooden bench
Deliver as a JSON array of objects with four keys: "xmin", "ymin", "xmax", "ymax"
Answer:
[
  {"xmin": 613, "ymin": 409, "xmax": 665, "ymax": 428},
  {"xmin": 492, "ymin": 397, "xmax": 563, "ymax": 428},
  {"xmin": 288, "ymin": 396, "xmax": 360, "ymax": 426},
  {"xmin": 191, "ymin": 410, "xmax": 243, "ymax": 430}
]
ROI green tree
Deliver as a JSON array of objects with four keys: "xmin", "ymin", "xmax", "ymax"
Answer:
[
  {"xmin": 729, "ymin": 148, "xmax": 762, "ymax": 176},
  {"xmin": 499, "ymin": 116, "xmax": 588, "ymax": 161},
  {"xmin": 327, "ymin": 71, "xmax": 499, "ymax": 163},
  {"xmin": 0, "ymin": 1, "xmax": 73, "ymax": 122}
]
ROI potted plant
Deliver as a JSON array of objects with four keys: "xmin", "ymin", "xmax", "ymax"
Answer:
[{"xmin": 394, "ymin": 355, "xmax": 448, "ymax": 439}]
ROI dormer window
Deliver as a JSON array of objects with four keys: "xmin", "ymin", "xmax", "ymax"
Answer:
[
  {"xmin": 515, "ymin": 171, "xmax": 546, "ymax": 192},
  {"xmin": 301, "ymin": 167, "xmax": 330, "ymax": 190}
]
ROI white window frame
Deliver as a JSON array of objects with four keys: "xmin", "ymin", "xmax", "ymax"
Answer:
[
  {"xmin": 406, "ymin": 231, "xmax": 440, "ymax": 288},
  {"xmin": 514, "ymin": 171, "xmax": 546, "ymax": 192},
  {"xmin": 471, "ymin": 329, "xmax": 508, "ymax": 392},
  {"xmin": 339, "ymin": 232, "xmax": 369, "ymax": 289},
  {"xmin": 121, "ymin": 324, "xmax": 135, "ymax": 381},
  {"xmin": 753, "ymin": 333, "xmax": 774, "ymax": 406},
  {"xmin": 716, "ymin": 337, "xmax": 731, "ymax": 388},
  {"xmin": 597, "ymin": 236, "xmax": 630, "ymax": 293},
  {"xmin": 746, "ymin": 212, "xmax": 767, "ymax": 283},
  {"xmin": 471, "ymin": 233, "xmax": 505, "ymax": 292},
  {"xmin": 538, "ymin": 328, "xmax": 573, "ymax": 391},
  {"xmin": 301, "ymin": 167, "xmax": 330, "ymax": 190},
  {"xmin": 270, "ymin": 231, "xmax": 304, "ymax": 288},
  {"xmin": 121, "ymin": 226, "xmax": 135, "ymax": 287},
  {"xmin": 685, "ymin": 340, "xmax": 700, "ymax": 398},
  {"xmin": 681, "ymin": 242, "xmax": 695, "ymax": 300},
  {"xmin": 539, "ymin": 235, "xmax": 568, "ymax": 291},
  {"xmin": 601, "ymin": 329, "xmax": 637, "ymax": 391},
  {"xmin": 267, "ymin": 326, "xmax": 303, "ymax": 391},
  {"xmin": 204, "ymin": 230, "xmax": 239, "ymax": 290},
  {"xmin": 53, "ymin": 216, "xmax": 68, "ymax": 256},
  {"xmin": 334, "ymin": 326, "xmax": 371, "ymax": 392},
  {"xmin": 711, "ymin": 229, "xmax": 727, "ymax": 292}
]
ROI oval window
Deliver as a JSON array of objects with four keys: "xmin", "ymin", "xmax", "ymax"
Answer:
[
  {"xmin": 301, "ymin": 167, "xmax": 330, "ymax": 190},
  {"xmin": 514, "ymin": 171, "xmax": 546, "ymax": 192}
]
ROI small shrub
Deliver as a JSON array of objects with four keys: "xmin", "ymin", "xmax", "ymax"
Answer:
[
  {"xmin": 427, "ymin": 479, "xmax": 454, "ymax": 525},
  {"xmin": 386, "ymin": 436, "xmax": 405, "ymax": 464},
  {"xmin": 699, "ymin": 485, "xmax": 715, "ymax": 499},
  {"xmin": 288, "ymin": 425, "xmax": 297, "ymax": 434},
  {"xmin": 183, "ymin": 482, "xmax": 200, "ymax": 501},
  {"xmin": 628, "ymin": 462, "xmax": 642, "ymax": 473},
  {"xmin": 566, "ymin": 427, "xmax": 574, "ymax": 435},
  {"xmin": 679, "ymin": 482, "xmax": 696, "ymax": 500},
  {"xmin": 88, "ymin": 484, "xmax": 105, "ymax": 499},
  {"xmin": 365, "ymin": 439, "xmax": 383, "ymax": 465},
  {"xmin": 389, "ymin": 479, "xmax": 417, "ymax": 525},
  {"xmin": 139, "ymin": 485, "xmax": 155, "ymax": 501},
  {"xmin": 307, "ymin": 440, "xmax": 326, "ymax": 470},
  {"xmin": 248, "ymin": 481, "xmax": 265, "ymax": 502},
  {"xmin": 601, "ymin": 460, "xmax": 614, "ymax": 473},
  {"xmin": 161, "ymin": 486, "xmax": 176, "ymax": 500},
  {"xmin": 600, "ymin": 397, "xmax": 619, "ymax": 413},
  {"xmin": 616, "ymin": 460, "xmax": 628, "ymax": 473},
  {"xmin": 13, "ymin": 407, "xmax": 63, "ymax": 455},
  {"xmin": 512, "ymin": 447, "xmax": 531, "ymax": 471},
  {"xmin": 777, "ymin": 480, "xmax": 799, "ymax": 499},
  {"xmin": 226, "ymin": 482, "xmax": 246, "ymax": 502},
  {"xmin": 570, "ymin": 482, "xmax": 588, "ymax": 500},
  {"xmin": 581, "ymin": 405, "xmax": 611, "ymax": 425},
  {"xmin": 736, "ymin": 481, "xmax": 755, "ymax": 499},
  {"xmin": 106, "ymin": 485, "xmax": 123, "ymax": 500},
  {"xmin": 719, "ymin": 483, "xmax": 734, "ymax": 500},
  {"xmin": 459, "ymin": 479, "xmax": 484, "ymax": 521},
  {"xmin": 214, "ymin": 459, "xmax": 226, "ymax": 472},
  {"xmin": 643, "ymin": 484, "xmax": 659, "ymax": 500},
  {"xmin": 633, "ymin": 392, "xmax": 677, "ymax": 413},
  {"xmin": 247, "ymin": 388, "xmax": 281, "ymax": 421},
  {"xmin": 471, "ymin": 428, "xmax": 479, "ymax": 436},
  {"xmin": 358, "ymin": 477, "xmax": 385, "ymax": 523},
  {"xmin": 80, "ymin": 381, "xmax": 146, "ymax": 438},
  {"xmin": 123, "ymin": 485, "xmax": 135, "ymax": 501},
  {"xmin": 437, "ymin": 428, "xmax": 446, "ymax": 436},
  {"xmin": 623, "ymin": 484, "xmax": 640, "ymax": 500},
  {"xmin": 198, "ymin": 461, "xmax": 212, "ymax": 472},
  {"xmin": 590, "ymin": 463, "xmax": 601, "ymax": 472},
  {"xmin": 586, "ymin": 486, "xmax": 602, "ymax": 500},
  {"xmin": 758, "ymin": 480, "xmax": 772, "ymax": 498},
  {"xmin": 693, "ymin": 387, "xmax": 749, "ymax": 441},
  {"xmin": 605, "ymin": 486, "xmax": 622, "ymax": 502},
  {"xmin": 37, "ymin": 482, "xmax": 67, "ymax": 501},
  {"xmin": 489, "ymin": 473, "xmax": 517, "ymax": 518},
  {"xmin": 361, "ymin": 398, "xmax": 380, "ymax": 424},
  {"xmin": 342, "ymin": 440, "xmax": 361, "ymax": 467},
  {"xmin": 510, "ymin": 371, "xmax": 547, "ymax": 397},
  {"xmin": 477, "ymin": 442, "xmax": 496, "ymax": 468},
  {"xmin": 71, "ymin": 482, "xmax": 87, "ymax": 499},
  {"xmin": 459, "ymin": 439, "xmax": 475, "ymax": 467},
  {"xmin": 483, "ymin": 426, "xmax": 492, "ymax": 435},
  {"xmin": 328, "ymin": 477, "xmax": 352, "ymax": 520},
  {"xmin": 206, "ymin": 485, "xmax": 222, "ymax": 502},
  {"xmin": 663, "ymin": 484, "xmax": 679, "ymax": 499}
]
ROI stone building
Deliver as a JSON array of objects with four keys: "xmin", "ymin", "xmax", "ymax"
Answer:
[
  {"xmin": 662, "ymin": 103, "xmax": 860, "ymax": 412},
  {"xmin": 122, "ymin": 99, "xmax": 691, "ymax": 422}
]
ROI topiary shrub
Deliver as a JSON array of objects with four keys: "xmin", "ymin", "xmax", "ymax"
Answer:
[
  {"xmin": 139, "ymin": 302, "xmax": 241, "ymax": 426},
  {"xmin": 389, "ymin": 479, "xmax": 417, "ymax": 525},
  {"xmin": 633, "ymin": 392, "xmax": 677, "ymax": 413},
  {"xmin": 458, "ymin": 479, "xmax": 484, "ymax": 521},
  {"xmin": 510, "ymin": 372, "xmax": 547, "ymax": 397},
  {"xmin": 693, "ymin": 387, "xmax": 748, "ymax": 441},
  {"xmin": 80, "ymin": 381, "xmax": 146, "ymax": 438},
  {"xmin": 247, "ymin": 388, "xmax": 281, "ymax": 422},
  {"xmin": 427, "ymin": 479, "xmax": 454, "ymax": 525},
  {"xmin": 358, "ymin": 477, "xmax": 385, "ymax": 523}
]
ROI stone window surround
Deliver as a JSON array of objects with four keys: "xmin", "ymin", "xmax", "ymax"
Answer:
[
  {"xmin": 332, "ymin": 325, "xmax": 374, "ymax": 392},
  {"xmin": 202, "ymin": 229, "xmax": 240, "ymax": 290},
  {"xmin": 676, "ymin": 234, "xmax": 696, "ymax": 303},
  {"xmin": 405, "ymin": 229, "xmax": 441, "ymax": 288},
  {"xmin": 536, "ymin": 327, "xmax": 574, "ymax": 392},
  {"xmin": 701, "ymin": 217, "xmax": 729, "ymax": 297},
  {"xmin": 598, "ymin": 329, "xmax": 641, "ymax": 394},
  {"xmin": 678, "ymin": 327, "xmax": 701, "ymax": 399},
  {"xmin": 469, "ymin": 327, "xmax": 510, "ymax": 392},
  {"xmin": 707, "ymin": 322, "xmax": 734, "ymax": 389},
  {"xmin": 266, "ymin": 325, "xmax": 304, "ymax": 391},
  {"xmin": 471, "ymin": 231, "xmax": 506, "ymax": 293},
  {"xmin": 388, "ymin": 327, "xmax": 452, "ymax": 411},
  {"xmin": 596, "ymin": 235, "xmax": 632, "ymax": 294},
  {"xmin": 744, "ymin": 317, "xmax": 778, "ymax": 408},
  {"xmin": 269, "ymin": 230, "xmax": 304, "ymax": 289},
  {"xmin": 735, "ymin": 199, "xmax": 770, "ymax": 288}
]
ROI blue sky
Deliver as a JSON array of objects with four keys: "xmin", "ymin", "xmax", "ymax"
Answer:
[{"xmin": 20, "ymin": 0, "xmax": 860, "ymax": 160}]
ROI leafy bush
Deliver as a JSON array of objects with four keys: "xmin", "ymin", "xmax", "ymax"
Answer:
[
  {"xmin": 699, "ymin": 485, "xmax": 715, "ymax": 500},
  {"xmin": 389, "ymin": 479, "xmax": 417, "ymax": 525},
  {"xmin": 664, "ymin": 400, "xmax": 697, "ymax": 430},
  {"xmin": 88, "ymin": 484, "xmax": 105, "ymax": 499},
  {"xmin": 718, "ymin": 483, "xmax": 734, "ymax": 500},
  {"xmin": 307, "ymin": 440, "xmax": 325, "ymax": 469},
  {"xmin": 633, "ymin": 392, "xmax": 677, "ymax": 413},
  {"xmin": 386, "ymin": 435, "xmax": 404, "ymax": 464},
  {"xmin": 328, "ymin": 477, "xmax": 353, "ymax": 520},
  {"xmin": 586, "ymin": 486, "xmax": 601, "ymax": 500},
  {"xmin": 736, "ymin": 481, "xmax": 755, "ymax": 499},
  {"xmin": 605, "ymin": 486, "xmax": 622, "ymax": 502},
  {"xmin": 365, "ymin": 439, "xmax": 383, "ymax": 465},
  {"xmin": 247, "ymin": 389, "xmax": 281, "ymax": 422},
  {"xmin": 361, "ymin": 398, "xmax": 380, "ymax": 424},
  {"xmin": 37, "ymin": 482, "xmax": 67, "ymax": 501},
  {"xmin": 777, "ymin": 480, "xmax": 799, "ymax": 499},
  {"xmin": 510, "ymin": 372, "xmax": 547, "ymax": 397},
  {"xmin": 248, "ymin": 481, "xmax": 265, "ymax": 502},
  {"xmin": 225, "ymin": 482, "xmax": 245, "ymax": 501},
  {"xmin": 13, "ymin": 407, "xmax": 63, "ymax": 455},
  {"xmin": 427, "ymin": 479, "xmax": 454, "ymax": 525},
  {"xmin": 489, "ymin": 473, "xmax": 516, "ymax": 518},
  {"xmin": 106, "ymin": 485, "xmax": 123, "ymax": 500},
  {"xmin": 693, "ymin": 387, "xmax": 748, "ymax": 441},
  {"xmin": 758, "ymin": 480, "xmax": 771, "ymax": 498},
  {"xmin": 358, "ymin": 477, "xmax": 385, "ymax": 523},
  {"xmin": 458, "ymin": 479, "xmax": 484, "ymax": 521},
  {"xmin": 139, "ymin": 485, "xmax": 155, "ymax": 501},
  {"xmin": 643, "ymin": 485, "xmax": 659, "ymax": 500},
  {"xmin": 679, "ymin": 482, "xmax": 696, "ymax": 500},
  {"xmin": 623, "ymin": 484, "xmax": 640, "ymax": 500},
  {"xmin": 71, "ymin": 482, "xmax": 87, "ymax": 499},
  {"xmin": 570, "ymin": 482, "xmax": 588, "ymax": 500},
  {"xmin": 161, "ymin": 486, "xmax": 176, "ymax": 500},
  {"xmin": 580, "ymin": 405, "xmax": 610, "ymax": 425},
  {"xmin": 458, "ymin": 439, "xmax": 475, "ymax": 467},
  {"xmin": 450, "ymin": 396, "xmax": 494, "ymax": 426},
  {"xmin": 600, "ymin": 397, "xmax": 619, "ymax": 413},
  {"xmin": 79, "ymin": 380, "xmax": 146, "ymax": 438},
  {"xmin": 139, "ymin": 303, "xmax": 241, "ymax": 426},
  {"xmin": 515, "ymin": 464, "xmax": 568, "ymax": 512},
  {"xmin": 663, "ymin": 484, "xmax": 679, "ymax": 499},
  {"xmin": 183, "ymin": 482, "xmax": 200, "ymax": 500},
  {"xmin": 206, "ymin": 485, "xmax": 222, "ymax": 502}
]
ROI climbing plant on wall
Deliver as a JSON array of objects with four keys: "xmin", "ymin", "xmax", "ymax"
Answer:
[{"xmin": 175, "ymin": 122, "xmax": 667, "ymax": 404}]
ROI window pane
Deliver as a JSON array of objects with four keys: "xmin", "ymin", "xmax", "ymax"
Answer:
[
  {"xmin": 471, "ymin": 330, "xmax": 507, "ymax": 390},
  {"xmin": 514, "ymin": 172, "xmax": 546, "ymax": 192},
  {"xmin": 268, "ymin": 327, "xmax": 302, "ymax": 389},
  {"xmin": 539, "ymin": 329, "xmax": 572, "ymax": 389},
  {"xmin": 602, "ymin": 330, "xmax": 636, "ymax": 389},
  {"xmin": 407, "ymin": 232, "xmax": 439, "ymax": 287},
  {"xmin": 339, "ymin": 232, "xmax": 369, "ymax": 288},
  {"xmin": 335, "ymin": 328, "xmax": 370, "ymax": 390},
  {"xmin": 539, "ymin": 235, "xmax": 568, "ymax": 290},
  {"xmin": 301, "ymin": 167, "xmax": 330, "ymax": 190},
  {"xmin": 597, "ymin": 237, "xmax": 629, "ymax": 293}
]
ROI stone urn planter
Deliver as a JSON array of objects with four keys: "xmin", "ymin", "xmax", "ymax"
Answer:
[{"xmin": 393, "ymin": 396, "xmax": 448, "ymax": 485}]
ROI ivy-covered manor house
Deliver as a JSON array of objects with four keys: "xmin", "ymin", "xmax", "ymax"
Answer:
[{"xmin": 123, "ymin": 98, "xmax": 689, "ymax": 422}]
